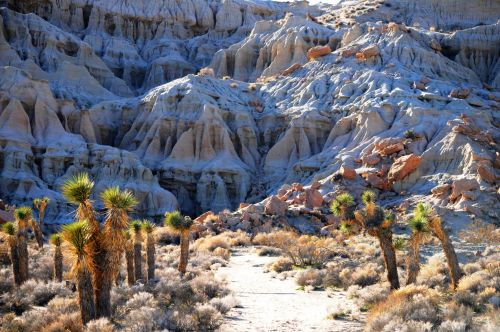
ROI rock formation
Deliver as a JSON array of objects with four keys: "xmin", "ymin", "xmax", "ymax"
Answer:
[{"xmin": 0, "ymin": 0, "xmax": 498, "ymax": 225}]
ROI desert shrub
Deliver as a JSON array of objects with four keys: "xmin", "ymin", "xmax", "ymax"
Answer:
[
  {"xmin": 267, "ymin": 257, "xmax": 294, "ymax": 273},
  {"xmin": 230, "ymin": 82, "xmax": 238, "ymax": 88},
  {"xmin": 296, "ymin": 269, "xmax": 325, "ymax": 288},
  {"xmin": 194, "ymin": 231, "xmax": 250, "ymax": 253},
  {"xmin": 340, "ymin": 263, "xmax": 381, "ymax": 287},
  {"xmin": 190, "ymin": 272, "xmax": 229, "ymax": 301},
  {"xmin": 252, "ymin": 231, "xmax": 337, "ymax": 268},
  {"xmin": 47, "ymin": 297, "xmax": 79, "ymax": 314},
  {"xmin": 85, "ymin": 318, "xmax": 115, "ymax": 332},
  {"xmin": 367, "ymin": 285, "xmax": 441, "ymax": 331},
  {"xmin": 193, "ymin": 303, "xmax": 223, "ymax": 330},
  {"xmin": 347, "ymin": 283, "xmax": 390, "ymax": 309},
  {"xmin": 213, "ymin": 247, "xmax": 230, "ymax": 260},
  {"xmin": 209, "ymin": 295, "xmax": 238, "ymax": 314},
  {"xmin": 441, "ymin": 303, "xmax": 474, "ymax": 330},
  {"xmin": 459, "ymin": 220, "xmax": 500, "ymax": 245},
  {"xmin": 125, "ymin": 292, "xmax": 156, "ymax": 311},
  {"xmin": 198, "ymin": 67, "xmax": 214, "ymax": 77},
  {"xmin": 29, "ymin": 247, "xmax": 53, "ymax": 281},
  {"xmin": 0, "ymin": 267, "xmax": 13, "ymax": 294},
  {"xmin": 124, "ymin": 306, "xmax": 164, "ymax": 332},
  {"xmin": 40, "ymin": 312, "xmax": 82, "ymax": 332},
  {"xmin": 256, "ymin": 246, "xmax": 282, "ymax": 256},
  {"xmin": 418, "ymin": 255, "xmax": 449, "ymax": 289},
  {"xmin": 5, "ymin": 279, "xmax": 72, "ymax": 311}
]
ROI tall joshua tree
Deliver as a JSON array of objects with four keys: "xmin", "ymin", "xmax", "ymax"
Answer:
[
  {"xmin": 330, "ymin": 193, "xmax": 356, "ymax": 234},
  {"xmin": 33, "ymin": 197, "xmax": 50, "ymax": 226},
  {"xmin": 14, "ymin": 207, "xmax": 32, "ymax": 283},
  {"xmin": 1, "ymin": 222, "xmax": 22, "ymax": 286},
  {"xmin": 142, "ymin": 220, "xmax": 156, "ymax": 282},
  {"xmin": 50, "ymin": 233, "xmax": 64, "ymax": 282},
  {"xmin": 164, "ymin": 211, "xmax": 193, "ymax": 275},
  {"xmin": 62, "ymin": 174, "xmax": 103, "ymax": 313},
  {"xmin": 419, "ymin": 203, "xmax": 463, "ymax": 289},
  {"xmin": 124, "ymin": 230, "xmax": 135, "ymax": 286},
  {"xmin": 99, "ymin": 186, "xmax": 137, "ymax": 317},
  {"xmin": 355, "ymin": 191, "xmax": 400, "ymax": 290},
  {"xmin": 62, "ymin": 221, "xmax": 96, "ymax": 325},
  {"xmin": 406, "ymin": 203, "xmax": 431, "ymax": 285},
  {"xmin": 130, "ymin": 220, "xmax": 143, "ymax": 281}
]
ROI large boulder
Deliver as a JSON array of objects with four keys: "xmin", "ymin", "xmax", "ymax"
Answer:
[
  {"xmin": 264, "ymin": 195, "xmax": 288, "ymax": 216},
  {"xmin": 450, "ymin": 178, "xmax": 479, "ymax": 202},
  {"xmin": 388, "ymin": 154, "xmax": 422, "ymax": 182},
  {"xmin": 304, "ymin": 188, "xmax": 324, "ymax": 209},
  {"xmin": 307, "ymin": 45, "xmax": 332, "ymax": 59}
]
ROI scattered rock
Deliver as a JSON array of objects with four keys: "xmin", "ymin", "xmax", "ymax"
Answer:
[
  {"xmin": 304, "ymin": 188, "xmax": 324, "ymax": 209},
  {"xmin": 450, "ymin": 88, "xmax": 471, "ymax": 99},
  {"xmin": 307, "ymin": 45, "xmax": 332, "ymax": 59},
  {"xmin": 431, "ymin": 184, "xmax": 451, "ymax": 197},
  {"xmin": 282, "ymin": 63, "xmax": 302, "ymax": 76},
  {"xmin": 362, "ymin": 153, "xmax": 381, "ymax": 165},
  {"xmin": 264, "ymin": 196, "xmax": 288, "ymax": 216},
  {"xmin": 388, "ymin": 154, "xmax": 422, "ymax": 182},
  {"xmin": 340, "ymin": 166, "xmax": 357, "ymax": 180},
  {"xmin": 374, "ymin": 137, "xmax": 405, "ymax": 156},
  {"xmin": 450, "ymin": 178, "xmax": 479, "ymax": 202}
]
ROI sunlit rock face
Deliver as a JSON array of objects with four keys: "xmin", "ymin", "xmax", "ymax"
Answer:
[{"xmin": 0, "ymin": 0, "xmax": 498, "ymax": 223}]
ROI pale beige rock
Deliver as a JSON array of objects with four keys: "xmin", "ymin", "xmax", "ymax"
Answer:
[{"xmin": 388, "ymin": 154, "xmax": 422, "ymax": 182}]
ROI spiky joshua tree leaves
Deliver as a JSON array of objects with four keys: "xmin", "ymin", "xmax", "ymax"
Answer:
[
  {"xmin": 405, "ymin": 203, "xmax": 431, "ymax": 285},
  {"xmin": 164, "ymin": 211, "xmax": 193, "ymax": 275},
  {"xmin": 130, "ymin": 220, "xmax": 143, "ymax": 281},
  {"xmin": 50, "ymin": 233, "xmax": 64, "ymax": 282},
  {"xmin": 99, "ymin": 186, "xmax": 138, "ymax": 317},
  {"xmin": 142, "ymin": 220, "xmax": 156, "ymax": 282},
  {"xmin": 14, "ymin": 207, "xmax": 32, "ymax": 283},
  {"xmin": 330, "ymin": 193, "xmax": 356, "ymax": 234},
  {"xmin": 355, "ymin": 191, "xmax": 400, "ymax": 290},
  {"xmin": 62, "ymin": 221, "xmax": 96, "ymax": 324},
  {"xmin": 1, "ymin": 222, "xmax": 22, "ymax": 286}
]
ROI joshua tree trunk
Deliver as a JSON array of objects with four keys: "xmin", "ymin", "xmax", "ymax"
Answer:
[
  {"xmin": 133, "ymin": 239, "xmax": 142, "ymax": 281},
  {"xmin": 32, "ymin": 222, "xmax": 44, "ymax": 248},
  {"xmin": 77, "ymin": 266, "xmax": 96, "ymax": 325},
  {"xmin": 93, "ymin": 248, "xmax": 108, "ymax": 317},
  {"xmin": 17, "ymin": 231, "xmax": 29, "ymax": 283},
  {"xmin": 125, "ymin": 246, "xmax": 135, "ymax": 286},
  {"xmin": 146, "ymin": 233, "xmax": 155, "ymax": 281},
  {"xmin": 96, "ymin": 273, "xmax": 112, "ymax": 318},
  {"xmin": 178, "ymin": 228, "xmax": 190, "ymax": 274},
  {"xmin": 430, "ymin": 218, "xmax": 463, "ymax": 289},
  {"xmin": 54, "ymin": 245, "xmax": 63, "ymax": 282},
  {"xmin": 8, "ymin": 241, "xmax": 22, "ymax": 286},
  {"xmin": 39, "ymin": 206, "xmax": 46, "ymax": 226},
  {"xmin": 376, "ymin": 229, "xmax": 400, "ymax": 290},
  {"xmin": 405, "ymin": 232, "xmax": 422, "ymax": 285}
]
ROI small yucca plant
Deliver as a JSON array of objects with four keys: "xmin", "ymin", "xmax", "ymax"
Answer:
[
  {"xmin": 142, "ymin": 220, "xmax": 156, "ymax": 282},
  {"xmin": 130, "ymin": 220, "xmax": 143, "ymax": 281},
  {"xmin": 1, "ymin": 222, "xmax": 21, "ymax": 285},
  {"xmin": 50, "ymin": 233, "xmax": 63, "ymax": 282},
  {"xmin": 164, "ymin": 211, "xmax": 193, "ymax": 274},
  {"xmin": 14, "ymin": 207, "xmax": 31, "ymax": 283},
  {"xmin": 33, "ymin": 196, "xmax": 50, "ymax": 225}
]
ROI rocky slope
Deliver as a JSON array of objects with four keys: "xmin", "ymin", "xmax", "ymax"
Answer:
[{"xmin": 0, "ymin": 0, "xmax": 498, "ymax": 225}]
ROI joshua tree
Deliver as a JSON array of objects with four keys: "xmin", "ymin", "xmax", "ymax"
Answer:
[
  {"xmin": 99, "ymin": 186, "xmax": 137, "ymax": 317},
  {"xmin": 50, "ymin": 233, "xmax": 64, "ymax": 282},
  {"xmin": 417, "ymin": 203, "xmax": 463, "ymax": 289},
  {"xmin": 30, "ymin": 216, "xmax": 44, "ymax": 249},
  {"xmin": 142, "ymin": 220, "xmax": 156, "ymax": 282},
  {"xmin": 330, "ymin": 193, "xmax": 356, "ymax": 233},
  {"xmin": 405, "ymin": 203, "xmax": 431, "ymax": 285},
  {"xmin": 130, "ymin": 220, "xmax": 143, "ymax": 281},
  {"xmin": 14, "ymin": 207, "xmax": 32, "ymax": 283},
  {"xmin": 62, "ymin": 221, "xmax": 96, "ymax": 325},
  {"xmin": 33, "ymin": 197, "xmax": 50, "ymax": 226},
  {"xmin": 62, "ymin": 173, "xmax": 104, "ymax": 314},
  {"xmin": 124, "ymin": 230, "xmax": 135, "ymax": 286},
  {"xmin": 164, "ymin": 211, "xmax": 193, "ymax": 275},
  {"xmin": 1, "ymin": 222, "xmax": 21, "ymax": 285},
  {"xmin": 355, "ymin": 191, "xmax": 400, "ymax": 290}
]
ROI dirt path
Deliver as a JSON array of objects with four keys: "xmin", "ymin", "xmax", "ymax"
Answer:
[{"xmin": 217, "ymin": 248, "xmax": 364, "ymax": 332}]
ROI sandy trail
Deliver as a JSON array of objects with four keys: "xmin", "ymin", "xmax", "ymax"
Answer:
[{"xmin": 217, "ymin": 248, "xmax": 364, "ymax": 332}]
